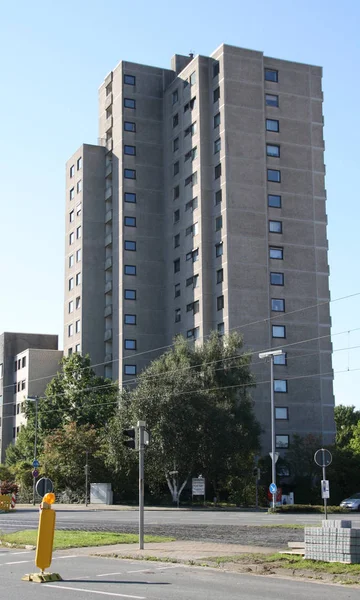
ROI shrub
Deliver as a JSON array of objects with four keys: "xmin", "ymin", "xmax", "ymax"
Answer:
[
  {"xmin": 0, "ymin": 481, "xmax": 18, "ymax": 495},
  {"xmin": 270, "ymin": 504, "xmax": 347, "ymax": 514}
]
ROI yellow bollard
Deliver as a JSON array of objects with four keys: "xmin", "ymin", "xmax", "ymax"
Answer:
[{"xmin": 22, "ymin": 492, "xmax": 62, "ymax": 583}]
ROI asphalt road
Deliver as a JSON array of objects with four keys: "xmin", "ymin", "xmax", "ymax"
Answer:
[{"xmin": 1, "ymin": 548, "xmax": 358, "ymax": 600}]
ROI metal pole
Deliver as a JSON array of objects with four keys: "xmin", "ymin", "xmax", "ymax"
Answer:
[
  {"xmin": 323, "ymin": 463, "xmax": 327, "ymax": 520},
  {"xmin": 138, "ymin": 421, "xmax": 145, "ymax": 550},
  {"xmin": 255, "ymin": 471, "xmax": 259, "ymax": 511},
  {"xmin": 32, "ymin": 397, "xmax": 39, "ymax": 506},
  {"xmin": 270, "ymin": 355, "xmax": 276, "ymax": 510},
  {"xmin": 85, "ymin": 451, "xmax": 89, "ymax": 507}
]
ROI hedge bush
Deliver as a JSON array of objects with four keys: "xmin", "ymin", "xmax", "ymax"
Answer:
[{"xmin": 269, "ymin": 504, "xmax": 348, "ymax": 514}]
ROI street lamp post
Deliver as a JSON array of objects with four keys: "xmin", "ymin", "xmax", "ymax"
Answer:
[
  {"xmin": 27, "ymin": 396, "xmax": 39, "ymax": 506},
  {"xmin": 259, "ymin": 349, "xmax": 283, "ymax": 510}
]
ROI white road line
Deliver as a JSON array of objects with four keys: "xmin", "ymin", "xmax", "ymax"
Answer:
[
  {"xmin": 96, "ymin": 572, "xmax": 124, "ymax": 577},
  {"xmin": 5, "ymin": 560, "xmax": 31, "ymax": 565},
  {"xmin": 155, "ymin": 565, "xmax": 182, "ymax": 570},
  {"xmin": 126, "ymin": 569, "xmax": 151, "ymax": 573},
  {"xmin": 53, "ymin": 555, "xmax": 79, "ymax": 560},
  {"xmin": 44, "ymin": 584, "xmax": 146, "ymax": 599},
  {"xmin": 8, "ymin": 551, "xmax": 33, "ymax": 555}
]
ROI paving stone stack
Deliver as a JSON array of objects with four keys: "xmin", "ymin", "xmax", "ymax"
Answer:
[{"xmin": 305, "ymin": 520, "xmax": 360, "ymax": 563}]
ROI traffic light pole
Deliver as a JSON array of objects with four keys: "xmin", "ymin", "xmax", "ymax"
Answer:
[{"xmin": 138, "ymin": 420, "xmax": 146, "ymax": 550}]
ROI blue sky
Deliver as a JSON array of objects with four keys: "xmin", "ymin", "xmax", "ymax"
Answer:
[{"xmin": 0, "ymin": 0, "xmax": 359, "ymax": 407}]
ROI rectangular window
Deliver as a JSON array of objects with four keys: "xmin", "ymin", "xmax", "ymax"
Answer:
[
  {"xmin": 190, "ymin": 72, "xmax": 196, "ymax": 86},
  {"xmin": 173, "ymin": 161, "xmax": 179, "ymax": 176},
  {"xmin": 124, "ymin": 241, "xmax": 136, "ymax": 251},
  {"xmin": 184, "ymin": 122, "xmax": 197, "ymax": 137},
  {"xmin": 174, "ymin": 233, "xmax": 180, "ymax": 248},
  {"xmin": 173, "ymin": 113, "xmax": 179, "ymax": 128},
  {"xmin": 267, "ymin": 144, "xmax": 280, "ymax": 157},
  {"xmin": 124, "ymin": 192, "xmax": 136, "ymax": 203},
  {"xmin": 75, "ymin": 343, "xmax": 81, "ymax": 353},
  {"xmin": 184, "ymin": 97, "xmax": 196, "ymax": 112},
  {"xmin": 68, "ymin": 300, "xmax": 74, "ymax": 313},
  {"xmin": 68, "ymin": 324, "xmax": 73, "ymax": 337},
  {"xmin": 266, "ymin": 119, "xmax": 279, "ymax": 132},
  {"xmin": 186, "ymin": 274, "xmax": 199, "ymax": 288},
  {"xmin": 125, "ymin": 289, "xmax": 136, "ymax": 300},
  {"xmin": 124, "ymin": 265, "xmax": 136, "ymax": 275},
  {"xmin": 276, "ymin": 435, "xmax": 289, "ymax": 450},
  {"xmin": 124, "ymin": 98, "xmax": 136, "ymax": 109},
  {"xmin": 21, "ymin": 380, "xmax": 25, "ymax": 390},
  {"xmin": 274, "ymin": 380, "xmax": 288, "ymax": 394},
  {"xmin": 215, "ymin": 190, "xmax": 222, "ymax": 205},
  {"xmin": 76, "ymin": 272, "xmax": 81, "ymax": 286},
  {"xmin": 75, "ymin": 319, "xmax": 81, "ymax": 333},
  {"xmin": 214, "ymin": 112, "xmax": 220, "ymax": 128},
  {"xmin": 106, "ymin": 106, "xmax": 112, "ymax": 119},
  {"xmin": 124, "ymin": 216, "xmax": 136, "ymax": 227},
  {"xmin": 76, "ymin": 202, "xmax": 82, "ymax": 216},
  {"xmin": 217, "ymin": 322, "xmax": 224, "ymax": 335},
  {"xmin": 215, "ymin": 242, "xmax": 223, "ymax": 257},
  {"xmin": 268, "ymin": 194, "xmax": 281, "ymax": 208},
  {"xmin": 76, "ymin": 225, "xmax": 82, "ymax": 238},
  {"xmin": 269, "ymin": 246, "xmax": 283, "ymax": 259},
  {"xmin": 124, "ymin": 121, "xmax": 136, "ymax": 132},
  {"xmin": 124, "ymin": 168, "xmax": 136, "ymax": 179},
  {"xmin": 69, "ymin": 254, "xmax": 74, "ymax": 268},
  {"xmin": 124, "ymin": 74, "xmax": 136, "ymax": 85},
  {"xmin": 173, "ymin": 209, "xmax": 180, "ymax": 223},
  {"xmin": 274, "ymin": 353, "xmax": 287, "ymax": 365},
  {"xmin": 76, "ymin": 296, "xmax": 81, "ymax": 309},
  {"xmin": 215, "ymin": 164, "xmax": 222, "ymax": 179},
  {"xmin": 175, "ymin": 308, "xmax": 181, "ymax": 323},
  {"xmin": 184, "ymin": 147, "xmax": 197, "ymax": 162},
  {"xmin": 70, "ymin": 165, "xmax": 75, "ymax": 178},
  {"xmin": 173, "ymin": 185, "xmax": 180, "ymax": 200},
  {"xmin": 272, "ymin": 325, "xmax": 286, "ymax": 338},
  {"xmin": 265, "ymin": 93, "xmax": 279, "ymax": 107},
  {"xmin": 213, "ymin": 87, "xmax": 220, "ymax": 102},
  {"xmin": 69, "ymin": 210, "xmax": 74, "ymax": 222},
  {"xmin": 69, "ymin": 277, "xmax": 74, "ymax": 290},
  {"xmin": 77, "ymin": 180, "xmax": 82, "ymax": 193},
  {"xmin": 271, "ymin": 298, "xmax": 285, "ymax": 312},
  {"xmin": 186, "ymin": 222, "xmax": 199, "ymax": 236},
  {"xmin": 185, "ymin": 172, "xmax": 197, "ymax": 187},
  {"xmin": 124, "ymin": 365, "xmax": 137, "ymax": 376},
  {"xmin": 185, "ymin": 197, "xmax": 198, "ymax": 212},
  {"xmin": 213, "ymin": 61, "xmax": 220, "ymax": 77},
  {"xmin": 265, "ymin": 68, "xmax": 278, "ymax": 82},
  {"xmin": 174, "ymin": 258, "xmax": 180, "ymax": 273},
  {"xmin": 68, "ymin": 348, "xmax": 73, "ymax": 356},
  {"xmin": 217, "ymin": 268, "xmax": 224, "ymax": 284},
  {"xmin": 124, "ymin": 145, "xmax": 136, "ymax": 156},
  {"xmin": 270, "ymin": 272, "xmax": 284, "ymax": 286},
  {"xmin": 77, "ymin": 157, "xmax": 82, "ymax": 170},
  {"xmin": 214, "ymin": 138, "xmax": 221, "ymax": 153},
  {"xmin": 124, "ymin": 314, "xmax": 136, "ymax": 325},
  {"xmin": 187, "ymin": 327, "xmax": 199, "ymax": 339},
  {"xmin": 172, "ymin": 89, "xmax": 178, "ymax": 104},
  {"xmin": 269, "ymin": 220, "xmax": 282, "ymax": 233},
  {"xmin": 174, "ymin": 283, "xmax": 180, "ymax": 298},
  {"xmin": 22, "ymin": 356, "xmax": 26, "ymax": 368},
  {"xmin": 217, "ymin": 295, "xmax": 224, "ymax": 310},
  {"xmin": 268, "ymin": 169, "xmax": 281, "ymax": 183},
  {"xmin": 124, "ymin": 339, "xmax": 137, "ymax": 350},
  {"xmin": 215, "ymin": 216, "xmax": 222, "ymax": 231},
  {"xmin": 76, "ymin": 248, "xmax": 82, "ymax": 262},
  {"xmin": 173, "ymin": 137, "xmax": 179, "ymax": 152},
  {"xmin": 186, "ymin": 248, "xmax": 199, "ymax": 262},
  {"xmin": 70, "ymin": 187, "xmax": 75, "ymax": 200}
]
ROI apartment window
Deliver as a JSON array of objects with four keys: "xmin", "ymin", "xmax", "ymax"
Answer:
[
  {"xmin": 124, "ymin": 265, "xmax": 136, "ymax": 275},
  {"xmin": 268, "ymin": 194, "xmax": 281, "ymax": 208},
  {"xmin": 125, "ymin": 241, "xmax": 136, "ymax": 251},
  {"xmin": 124, "ymin": 314, "xmax": 136, "ymax": 325},
  {"xmin": 124, "ymin": 98, "xmax": 136, "ymax": 109},
  {"xmin": 186, "ymin": 248, "xmax": 199, "ymax": 262},
  {"xmin": 173, "ymin": 161, "xmax": 179, "ymax": 176},
  {"xmin": 17, "ymin": 403, "xmax": 20, "ymax": 414},
  {"xmin": 70, "ymin": 187, "xmax": 75, "ymax": 200},
  {"xmin": 17, "ymin": 381, "xmax": 21, "ymax": 392},
  {"xmin": 21, "ymin": 380, "xmax": 25, "ymax": 391},
  {"xmin": 174, "ymin": 258, "xmax": 180, "ymax": 273},
  {"xmin": 215, "ymin": 190, "xmax": 222, "ymax": 206},
  {"xmin": 217, "ymin": 295, "xmax": 224, "ymax": 310},
  {"xmin": 215, "ymin": 216, "xmax": 222, "ymax": 231},
  {"xmin": 217, "ymin": 322, "xmax": 225, "ymax": 335},
  {"xmin": 214, "ymin": 138, "xmax": 221, "ymax": 153},
  {"xmin": 124, "ymin": 192, "xmax": 136, "ymax": 204},
  {"xmin": 14, "ymin": 360, "xmax": 17, "ymax": 372},
  {"xmin": 125, "ymin": 339, "xmax": 137, "ymax": 350},
  {"xmin": 213, "ymin": 87, "xmax": 220, "ymax": 102},
  {"xmin": 215, "ymin": 164, "xmax": 222, "ymax": 179},
  {"xmin": 76, "ymin": 248, "xmax": 82, "ymax": 262},
  {"xmin": 266, "ymin": 93, "xmax": 279, "ymax": 107},
  {"xmin": 174, "ymin": 233, "xmax": 180, "ymax": 248},
  {"xmin": 106, "ymin": 106, "xmax": 112, "ymax": 119},
  {"xmin": 69, "ymin": 277, "xmax": 74, "ymax": 291},
  {"xmin": 271, "ymin": 298, "xmax": 285, "ymax": 312},
  {"xmin": 124, "ymin": 169, "xmax": 136, "ymax": 179},
  {"xmin": 214, "ymin": 112, "xmax": 220, "ymax": 128},
  {"xmin": 269, "ymin": 246, "xmax": 283, "ymax": 259},
  {"xmin": 76, "ymin": 296, "xmax": 81, "ymax": 309},
  {"xmin": 0, "ymin": 363, "xmax": 3, "ymax": 378},
  {"xmin": 187, "ymin": 327, "xmax": 199, "ymax": 339},
  {"xmin": 172, "ymin": 89, "xmax": 178, "ymax": 104},
  {"xmin": 69, "ymin": 254, "xmax": 74, "ymax": 268},
  {"xmin": 124, "ymin": 145, "xmax": 136, "ymax": 156},
  {"xmin": 185, "ymin": 172, "xmax": 197, "ymax": 187},
  {"xmin": 267, "ymin": 144, "xmax": 280, "ymax": 158},
  {"xmin": 76, "ymin": 225, "xmax": 82, "ymax": 238},
  {"xmin": 124, "ymin": 74, "xmax": 136, "ymax": 85},
  {"xmin": 18, "ymin": 358, "xmax": 21, "ymax": 370},
  {"xmin": 185, "ymin": 197, "xmax": 198, "ymax": 212},
  {"xmin": 124, "ymin": 121, "xmax": 136, "ymax": 132},
  {"xmin": 189, "ymin": 71, "xmax": 196, "ymax": 86},
  {"xmin": 173, "ymin": 113, "xmax": 179, "ymax": 128},
  {"xmin": 269, "ymin": 220, "xmax": 282, "ymax": 233},
  {"xmin": 274, "ymin": 380, "xmax": 288, "ymax": 394},
  {"xmin": 124, "ymin": 365, "xmax": 137, "ymax": 376},
  {"xmin": 76, "ymin": 272, "xmax": 81, "ymax": 286},
  {"xmin": 217, "ymin": 268, "xmax": 224, "ymax": 284},
  {"xmin": 174, "ymin": 209, "xmax": 180, "ymax": 223},
  {"xmin": 77, "ymin": 157, "xmax": 82, "ymax": 170},
  {"xmin": 68, "ymin": 348, "xmax": 73, "ymax": 356},
  {"xmin": 184, "ymin": 147, "xmax": 197, "ymax": 162},
  {"xmin": 75, "ymin": 344, "xmax": 81, "ymax": 353},
  {"xmin": 213, "ymin": 61, "xmax": 220, "ymax": 77},
  {"xmin": 125, "ymin": 289, "xmax": 136, "ymax": 300},
  {"xmin": 266, "ymin": 119, "xmax": 279, "ymax": 132},
  {"xmin": 22, "ymin": 356, "xmax": 26, "ymax": 368},
  {"xmin": 274, "ymin": 353, "xmax": 287, "ymax": 365},
  {"xmin": 124, "ymin": 216, "xmax": 136, "ymax": 227},
  {"xmin": 70, "ymin": 165, "xmax": 75, "ymax": 178},
  {"xmin": 268, "ymin": 169, "xmax": 281, "ymax": 183},
  {"xmin": 186, "ymin": 222, "xmax": 198, "ymax": 236},
  {"xmin": 184, "ymin": 122, "xmax": 197, "ymax": 137},
  {"xmin": 265, "ymin": 68, "xmax": 278, "ymax": 82},
  {"xmin": 77, "ymin": 180, "xmax": 82, "ymax": 193},
  {"xmin": 270, "ymin": 272, "xmax": 284, "ymax": 286},
  {"xmin": 186, "ymin": 274, "xmax": 199, "ymax": 288},
  {"xmin": 105, "ymin": 83, "xmax": 112, "ymax": 96},
  {"xmin": 68, "ymin": 324, "xmax": 73, "ymax": 337},
  {"xmin": 174, "ymin": 283, "xmax": 180, "ymax": 298},
  {"xmin": 175, "ymin": 308, "xmax": 181, "ymax": 323},
  {"xmin": 75, "ymin": 319, "xmax": 81, "ymax": 333},
  {"xmin": 173, "ymin": 137, "xmax": 179, "ymax": 152},
  {"xmin": 272, "ymin": 325, "xmax": 286, "ymax": 338},
  {"xmin": 173, "ymin": 185, "xmax": 180, "ymax": 200},
  {"xmin": 215, "ymin": 242, "xmax": 223, "ymax": 257},
  {"xmin": 69, "ymin": 210, "xmax": 75, "ymax": 223},
  {"xmin": 68, "ymin": 300, "xmax": 74, "ymax": 313},
  {"xmin": 184, "ymin": 97, "xmax": 196, "ymax": 112},
  {"xmin": 276, "ymin": 435, "xmax": 289, "ymax": 450}
]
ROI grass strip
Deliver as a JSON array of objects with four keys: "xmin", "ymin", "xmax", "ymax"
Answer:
[{"xmin": 0, "ymin": 530, "xmax": 174, "ymax": 550}]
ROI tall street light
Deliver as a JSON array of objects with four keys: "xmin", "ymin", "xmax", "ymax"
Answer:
[
  {"xmin": 27, "ymin": 396, "xmax": 39, "ymax": 505},
  {"xmin": 259, "ymin": 349, "xmax": 283, "ymax": 510}
]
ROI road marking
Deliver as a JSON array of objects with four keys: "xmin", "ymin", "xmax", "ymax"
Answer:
[
  {"xmin": 8, "ymin": 551, "xmax": 32, "ymax": 555},
  {"xmin": 5, "ymin": 560, "xmax": 31, "ymax": 565},
  {"xmin": 53, "ymin": 555, "xmax": 79, "ymax": 559},
  {"xmin": 96, "ymin": 572, "xmax": 124, "ymax": 577},
  {"xmin": 44, "ymin": 584, "xmax": 146, "ymax": 599},
  {"xmin": 155, "ymin": 564, "xmax": 182, "ymax": 570},
  {"xmin": 126, "ymin": 569, "xmax": 151, "ymax": 573}
]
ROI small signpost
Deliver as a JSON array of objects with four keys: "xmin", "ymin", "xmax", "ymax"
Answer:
[
  {"xmin": 269, "ymin": 483, "xmax": 277, "ymax": 495},
  {"xmin": 192, "ymin": 476, "xmax": 205, "ymax": 502},
  {"xmin": 314, "ymin": 448, "xmax": 332, "ymax": 520}
]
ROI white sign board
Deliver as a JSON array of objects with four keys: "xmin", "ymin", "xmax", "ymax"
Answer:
[
  {"xmin": 192, "ymin": 477, "xmax": 205, "ymax": 496},
  {"xmin": 321, "ymin": 479, "xmax": 330, "ymax": 499}
]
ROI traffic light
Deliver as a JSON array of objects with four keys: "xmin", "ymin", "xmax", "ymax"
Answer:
[
  {"xmin": 253, "ymin": 467, "xmax": 261, "ymax": 480},
  {"xmin": 123, "ymin": 427, "xmax": 138, "ymax": 450}
]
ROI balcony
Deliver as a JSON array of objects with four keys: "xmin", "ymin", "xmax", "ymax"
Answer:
[
  {"xmin": 105, "ymin": 281, "xmax": 112, "ymax": 294},
  {"xmin": 105, "ymin": 210, "xmax": 112, "ymax": 224},
  {"xmin": 104, "ymin": 304, "xmax": 112, "ymax": 317},
  {"xmin": 104, "ymin": 329, "xmax": 112, "ymax": 342},
  {"xmin": 105, "ymin": 116, "xmax": 113, "ymax": 132},
  {"xmin": 106, "ymin": 138, "xmax": 113, "ymax": 152},
  {"xmin": 104, "ymin": 71, "xmax": 113, "ymax": 88},
  {"xmin": 105, "ymin": 186, "xmax": 112, "ymax": 200},
  {"xmin": 105, "ymin": 93, "xmax": 113, "ymax": 110},
  {"xmin": 105, "ymin": 233, "xmax": 112, "ymax": 247},
  {"xmin": 105, "ymin": 162, "xmax": 112, "ymax": 177},
  {"xmin": 105, "ymin": 256, "xmax": 112, "ymax": 271}
]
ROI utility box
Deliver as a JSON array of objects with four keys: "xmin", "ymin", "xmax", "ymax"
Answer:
[{"xmin": 90, "ymin": 483, "xmax": 113, "ymax": 505}]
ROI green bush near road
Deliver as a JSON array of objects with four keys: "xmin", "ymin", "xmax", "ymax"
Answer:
[{"xmin": 270, "ymin": 504, "xmax": 347, "ymax": 514}]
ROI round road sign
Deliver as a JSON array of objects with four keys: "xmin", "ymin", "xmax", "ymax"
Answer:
[
  {"xmin": 314, "ymin": 448, "xmax": 332, "ymax": 468},
  {"xmin": 32, "ymin": 459, "xmax": 40, "ymax": 468},
  {"xmin": 269, "ymin": 483, "xmax": 277, "ymax": 494},
  {"xmin": 32, "ymin": 469, "xmax": 39, "ymax": 478},
  {"xmin": 35, "ymin": 477, "xmax": 54, "ymax": 497}
]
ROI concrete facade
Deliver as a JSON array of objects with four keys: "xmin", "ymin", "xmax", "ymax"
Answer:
[
  {"xmin": 0, "ymin": 333, "xmax": 61, "ymax": 462},
  {"xmin": 64, "ymin": 43, "xmax": 335, "ymax": 459}
]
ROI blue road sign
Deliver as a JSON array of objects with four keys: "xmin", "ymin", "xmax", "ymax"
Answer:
[
  {"xmin": 269, "ymin": 483, "xmax": 277, "ymax": 494},
  {"xmin": 32, "ymin": 459, "xmax": 40, "ymax": 468},
  {"xmin": 32, "ymin": 469, "xmax": 39, "ymax": 478}
]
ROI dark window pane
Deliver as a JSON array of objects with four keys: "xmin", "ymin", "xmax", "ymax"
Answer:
[
  {"xmin": 265, "ymin": 69, "xmax": 278, "ymax": 82},
  {"xmin": 266, "ymin": 94, "xmax": 279, "ymax": 107},
  {"xmin": 268, "ymin": 194, "xmax": 281, "ymax": 208},
  {"xmin": 124, "ymin": 121, "xmax": 136, "ymax": 132},
  {"xmin": 124, "ymin": 192, "xmax": 136, "ymax": 203},
  {"xmin": 124, "ymin": 74, "xmax": 136, "ymax": 85},
  {"xmin": 124, "ymin": 98, "xmax": 136, "ymax": 109},
  {"xmin": 271, "ymin": 298, "xmax": 285, "ymax": 312},
  {"xmin": 270, "ymin": 272, "xmax": 284, "ymax": 285},
  {"xmin": 267, "ymin": 169, "xmax": 281, "ymax": 183},
  {"xmin": 266, "ymin": 119, "xmax": 279, "ymax": 132}
]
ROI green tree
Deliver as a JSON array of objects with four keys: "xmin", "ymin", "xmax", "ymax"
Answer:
[
  {"xmin": 335, "ymin": 405, "xmax": 360, "ymax": 449},
  {"xmin": 284, "ymin": 434, "xmax": 322, "ymax": 503}
]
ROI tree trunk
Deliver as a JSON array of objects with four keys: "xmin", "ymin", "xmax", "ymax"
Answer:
[{"xmin": 165, "ymin": 473, "xmax": 189, "ymax": 505}]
